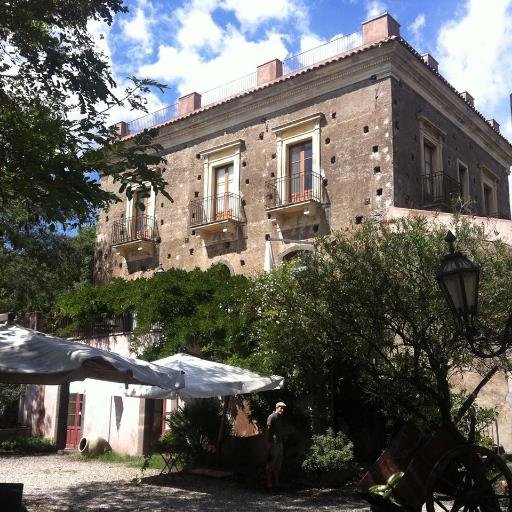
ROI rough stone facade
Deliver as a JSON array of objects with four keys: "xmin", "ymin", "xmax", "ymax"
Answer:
[
  {"xmin": 94, "ymin": 15, "xmax": 512, "ymax": 283},
  {"xmin": 87, "ymin": 13, "xmax": 512, "ymax": 454}
]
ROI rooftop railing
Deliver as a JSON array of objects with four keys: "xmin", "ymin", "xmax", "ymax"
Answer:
[{"xmin": 126, "ymin": 30, "xmax": 363, "ymax": 135}]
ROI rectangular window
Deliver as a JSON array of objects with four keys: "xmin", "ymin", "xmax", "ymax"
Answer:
[
  {"xmin": 423, "ymin": 141, "xmax": 435, "ymax": 198},
  {"xmin": 458, "ymin": 161, "xmax": 469, "ymax": 202},
  {"xmin": 132, "ymin": 190, "xmax": 149, "ymax": 238},
  {"xmin": 214, "ymin": 164, "xmax": 234, "ymax": 220},
  {"xmin": 288, "ymin": 140, "xmax": 313, "ymax": 202},
  {"xmin": 483, "ymin": 184, "xmax": 493, "ymax": 216}
]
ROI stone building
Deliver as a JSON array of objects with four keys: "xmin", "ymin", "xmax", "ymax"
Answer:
[
  {"xmin": 21, "ymin": 13, "xmax": 512, "ymax": 455},
  {"xmin": 94, "ymin": 12, "xmax": 512, "ymax": 283}
]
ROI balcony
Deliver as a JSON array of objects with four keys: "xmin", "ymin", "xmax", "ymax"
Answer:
[
  {"xmin": 189, "ymin": 193, "xmax": 243, "ymax": 244},
  {"xmin": 111, "ymin": 215, "xmax": 159, "ymax": 260},
  {"xmin": 421, "ymin": 172, "xmax": 460, "ymax": 210},
  {"xmin": 265, "ymin": 172, "xmax": 323, "ymax": 220}
]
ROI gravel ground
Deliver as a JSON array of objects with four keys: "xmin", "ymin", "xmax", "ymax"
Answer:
[{"xmin": 0, "ymin": 453, "xmax": 371, "ymax": 512}]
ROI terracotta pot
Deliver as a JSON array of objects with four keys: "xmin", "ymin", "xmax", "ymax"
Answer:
[{"xmin": 78, "ymin": 436, "xmax": 111, "ymax": 456}]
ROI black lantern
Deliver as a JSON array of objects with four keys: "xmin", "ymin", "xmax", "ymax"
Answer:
[{"xmin": 436, "ymin": 231, "xmax": 479, "ymax": 329}]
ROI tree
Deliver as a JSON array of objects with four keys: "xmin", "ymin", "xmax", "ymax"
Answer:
[
  {"xmin": 55, "ymin": 264, "xmax": 253, "ymax": 361},
  {"xmin": 0, "ymin": 226, "xmax": 96, "ymax": 315},
  {"xmin": 244, "ymin": 217, "xmax": 512, "ymax": 440},
  {"xmin": 0, "ymin": 1, "xmax": 170, "ymax": 245}
]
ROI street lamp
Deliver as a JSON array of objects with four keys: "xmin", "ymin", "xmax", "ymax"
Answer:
[
  {"xmin": 436, "ymin": 230, "xmax": 479, "ymax": 331},
  {"xmin": 437, "ymin": 230, "xmax": 510, "ymax": 358}
]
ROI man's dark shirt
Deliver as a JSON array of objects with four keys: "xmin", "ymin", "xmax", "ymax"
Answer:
[{"xmin": 267, "ymin": 412, "xmax": 284, "ymax": 443}]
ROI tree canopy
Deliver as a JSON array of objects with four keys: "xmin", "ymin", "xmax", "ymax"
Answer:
[
  {"xmin": 243, "ymin": 217, "xmax": 512, "ymax": 434},
  {"xmin": 0, "ymin": 1, "xmax": 170, "ymax": 245},
  {"xmin": 0, "ymin": 226, "xmax": 96, "ymax": 315}
]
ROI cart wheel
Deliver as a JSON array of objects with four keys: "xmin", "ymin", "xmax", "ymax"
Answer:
[{"xmin": 425, "ymin": 445, "xmax": 512, "ymax": 512}]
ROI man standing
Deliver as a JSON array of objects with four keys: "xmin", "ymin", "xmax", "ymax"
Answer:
[{"xmin": 266, "ymin": 401, "xmax": 286, "ymax": 489}]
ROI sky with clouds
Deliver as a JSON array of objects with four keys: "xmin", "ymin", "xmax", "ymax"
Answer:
[{"xmin": 94, "ymin": 0, "xmax": 512, "ymax": 144}]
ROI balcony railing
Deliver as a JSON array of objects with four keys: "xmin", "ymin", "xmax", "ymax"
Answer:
[
  {"xmin": 265, "ymin": 172, "xmax": 323, "ymax": 210},
  {"xmin": 57, "ymin": 314, "xmax": 134, "ymax": 339},
  {"xmin": 125, "ymin": 31, "xmax": 363, "ymax": 136},
  {"xmin": 421, "ymin": 172, "xmax": 460, "ymax": 206},
  {"xmin": 111, "ymin": 215, "xmax": 159, "ymax": 245},
  {"xmin": 189, "ymin": 193, "xmax": 242, "ymax": 228}
]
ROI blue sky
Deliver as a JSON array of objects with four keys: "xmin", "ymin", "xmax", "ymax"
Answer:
[{"xmin": 90, "ymin": 0, "xmax": 512, "ymax": 143}]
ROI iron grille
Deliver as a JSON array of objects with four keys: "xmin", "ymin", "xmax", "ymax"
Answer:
[
  {"xmin": 111, "ymin": 215, "xmax": 158, "ymax": 245},
  {"xmin": 264, "ymin": 172, "xmax": 323, "ymax": 209},
  {"xmin": 189, "ymin": 193, "xmax": 242, "ymax": 227},
  {"xmin": 421, "ymin": 172, "xmax": 460, "ymax": 206}
]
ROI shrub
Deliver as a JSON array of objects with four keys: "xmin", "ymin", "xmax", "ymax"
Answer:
[
  {"xmin": 302, "ymin": 429, "xmax": 354, "ymax": 474},
  {"xmin": 0, "ymin": 436, "xmax": 56, "ymax": 453},
  {"xmin": 156, "ymin": 399, "xmax": 223, "ymax": 466}
]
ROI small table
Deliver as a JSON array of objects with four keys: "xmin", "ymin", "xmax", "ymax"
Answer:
[{"xmin": 159, "ymin": 451, "xmax": 184, "ymax": 475}]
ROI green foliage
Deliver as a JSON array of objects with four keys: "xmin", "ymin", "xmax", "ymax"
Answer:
[
  {"xmin": 0, "ymin": 384, "xmax": 25, "ymax": 427},
  {"xmin": 0, "ymin": 436, "xmax": 56, "ymax": 453},
  {"xmin": 451, "ymin": 390, "xmax": 498, "ymax": 447},
  {"xmin": 157, "ymin": 399, "xmax": 222, "ymax": 465},
  {"xmin": 244, "ymin": 217, "xmax": 512, "ymax": 434},
  {"xmin": 0, "ymin": 1, "xmax": 169, "ymax": 244},
  {"xmin": 0, "ymin": 227, "xmax": 95, "ymax": 315},
  {"xmin": 56, "ymin": 264, "xmax": 252, "ymax": 361},
  {"xmin": 302, "ymin": 428, "xmax": 354, "ymax": 474}
]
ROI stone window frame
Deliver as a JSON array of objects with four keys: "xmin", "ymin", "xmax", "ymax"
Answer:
[
  {"xmin": 457, "ymin": 159, "xmax": 470, "ymax": 203},
  {"xmin": 480, "ymin": 166, "xmax": 498, "ymax": 216},
  {"xmin": 199, "ymin": 140, "xmax": 243, "ymax": 222},
  {"xmin": 418, "ymin": 114, "xmax": 445, "ymax": 178},
  {"xmin": 125, "ymin": 182, "xmax": 156, "ymax": 226},
  {"xmin": 272, "ymin": 113, "xmax": 323, "ymax": 202}
]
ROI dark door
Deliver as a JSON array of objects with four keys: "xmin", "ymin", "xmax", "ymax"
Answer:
[{"xmin": 65, "ymin": 393, "xmax": 83, "ymax": 449}]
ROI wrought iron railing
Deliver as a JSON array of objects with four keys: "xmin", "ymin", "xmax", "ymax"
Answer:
[
  {"xmin": 111, "ymin": 215, "xmax": 159, "ymax": 245},
  {"xmin": 421, "ymin": 172, "xmax": 460, "ymax": 206},
  {"xmin": 282, "ymin": 31, "xmax": 363, "ymax": 74},
  {"xmin": 123, "ymin": 31, "xmax": 363, "ymax": 136},
  {"xmin": 264, "ymin": 172, "xmax": 323, "ymax": 209},
  {"xmin": 189, "ymin": 193, "xmax": 242, "ymax": 227},
  {"xmin": 57, "ymin": 314, "xmax": 134, "ymax": 339}
]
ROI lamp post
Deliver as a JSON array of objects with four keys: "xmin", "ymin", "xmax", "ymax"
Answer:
[{"xmin": 437, "ymin": 230, "xmax": 511, "ymax": 358}]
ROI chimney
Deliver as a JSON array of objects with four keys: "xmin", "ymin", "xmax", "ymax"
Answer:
[
  {"xmin": 460, "ymin": 91, "xmax": 474, "ymax": 107},
  {"xmin": 115, "ymin": 121, "xmax": 129, "ymax": 138},
  {"xmin": 178, "ymin": 92, "xmax": 201, "ymax": 117},
  {"xmin": 487, "ymin": 119, "xmax": 500, "ymax": 132},
  {"xmin": 362, "ymin": 12, "xmax": 400, "ymax": 45},
  {"xmin": 257, "ymin": 59, "xmax": 283, "ymax": 85},
  {"xmin": 421, "ymin": 53, "xmax": 438, "ymax": 72}
]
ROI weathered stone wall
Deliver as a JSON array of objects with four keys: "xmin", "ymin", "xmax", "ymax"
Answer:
[
  {"xmin": 450, "ymin": 370, "xmax": 512, "ymax": 452},
  {"xmin": 96, "ymin": 78, "xmax": 394, "ymax": 280},
  {"xmin": 392, "ymin": 78, "xmax": 510, "ymax": 216}
]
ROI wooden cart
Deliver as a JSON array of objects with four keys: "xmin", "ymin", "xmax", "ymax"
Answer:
[{"xmin": 360, "ymin": 420, "xmax": 512, "ymax": 511}]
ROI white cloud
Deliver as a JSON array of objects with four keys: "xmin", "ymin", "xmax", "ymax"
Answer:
[
  {"xmin": 175, "ymin": 6, "xmax": 224, "ymax": 51},
  {"xmin": 220, "ymin": 0, "xmax": 303, "ymax": 30},
  {"xmin": 120, "ymin": 7, "xmax": 154, "ymax": 55},
  {"xmin": 408, "ymin": 13, "xmax": 425, "ymax": 47},
  {"xmin": 299, "ymin": 34, "xmax": 328, "ymax": 54},
  {"xmin": 139, "ymin": 31, "xmax": 288, "ymax": 97},
  {"xmin": 436, "ymin": 0, "xmax": 512, "ymax": 113},
  {"xmin": 365, "ymin": 0, "xmax": 387, "ymax": 19}
]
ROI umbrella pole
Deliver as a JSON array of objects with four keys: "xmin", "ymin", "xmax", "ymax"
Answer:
[{"xmin": 215, "ymin": 396, "xmax": 229, "ymax": 467}]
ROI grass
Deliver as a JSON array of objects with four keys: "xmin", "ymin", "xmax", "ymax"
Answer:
[
  {"xmin": 0, "ymin": 436, "xmax": 56, "ymax": 453},
  {"xmin": 80, "ymin": 451, "xmax": 166, "ymax": 470}
]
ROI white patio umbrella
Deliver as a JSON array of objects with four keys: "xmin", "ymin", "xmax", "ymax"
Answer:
[
  {"xmin": 0, "ymin": 324, "xmax": 185, "ymax": 389},
  {"xmin": 124, "ymin": 352, "xmax": 284, "ymax": 399}
]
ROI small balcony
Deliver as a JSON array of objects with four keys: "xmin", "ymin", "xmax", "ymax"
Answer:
[
  {"xmin": 265, "ymin": 172, "xmax": 323, "ymax": 219},
  {"xmin": 189, "ymin": 193, "xmax": 242, "ymax": 243},
  {"xmin": 111, "ymin": 215, "xmax": 159, "ymax": 260},
  {"xmin": 421, "ymin": 172, "xmax": 460, "ymax": 209}
]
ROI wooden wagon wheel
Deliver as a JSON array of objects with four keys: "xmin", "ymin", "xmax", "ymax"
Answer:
[{"xmin": 425, "ymin": 445, "xmax": 512, "ymax": 512}]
